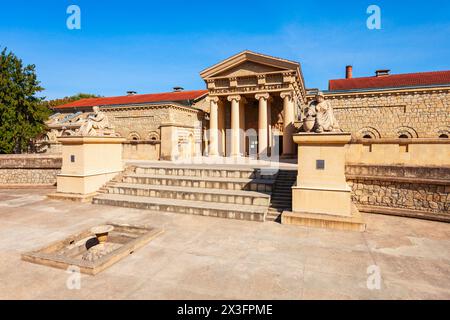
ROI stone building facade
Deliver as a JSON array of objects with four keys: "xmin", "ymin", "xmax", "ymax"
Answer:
[
  {"xmin": 200, "ymin": 51, "xmax": 306, "ymax": 158},
  {"xmin": 313, "ymin": 67, "xmax": 450, "ymax": 139},
  {"xmin": 50, "ymin": 90, "xmax": 207, "ymax": 160},
  {"xmin": 103, "ymin": 103, "xmax": 204, "ymax": 160},
  {"xmin": 322, "ymin": 89, "xmax": 450, "ymax": 139},
  {"xmin": 49, "ymin": 51, "xmax": 450, "ymax": 161}
]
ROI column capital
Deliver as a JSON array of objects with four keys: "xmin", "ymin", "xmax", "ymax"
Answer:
[
  {"xmin": 227, "ymin": 94, "xmax": 241, "ymax": 102},
  {"xmin": 255, "ymin": 93, "xmax": 270, "ymax": 101},
  {"xmin": 207, "ymin": 96, "xmax": 220, "ymax": 103},
  {"xmin": 280, "ymin": 91, "xmax": 294, "ymax": 100}
]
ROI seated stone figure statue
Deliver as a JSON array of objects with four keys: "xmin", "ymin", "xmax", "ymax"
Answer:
[
  {"xmin": 310, "ymin": 92, "xmax": 340, "ymax": 133},
  {"xmin": 76, "ymin": 106, "xmax": 118, "ymax": 136}
]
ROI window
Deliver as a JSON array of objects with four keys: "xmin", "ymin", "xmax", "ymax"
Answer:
[
  {"xmin": 362, "ymin": 134, "xmax": 372, "ymax": 139},
  {"xmin": 439, "ymin": 134, "xmax": 449, "ymax": 139},
  {"xmin": 399, "ymin": 134, "xmax": 409, "ymax": 139}
]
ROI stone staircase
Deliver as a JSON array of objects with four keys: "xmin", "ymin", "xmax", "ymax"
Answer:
[
  {"xmin": 266, "ymin": 170, "xmax": 297, "ymax": 222},
  {"xmin": 93, "ymin": 164, "xmax": 277, "ymax": 222}
]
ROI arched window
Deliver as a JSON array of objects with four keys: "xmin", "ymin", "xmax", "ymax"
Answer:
[
  {"xmin": 128, "ymin": 132, "xmax": 141, "ymax": 141},
  {"xmin": 357, "ymin": 127, "xmax": 381, "ymax": 139},
  {"xmin": 396, "ymin": 127, "xmax": 418, "ymax": 139},
  {"xmin": 147, "ymin": 131, "xmax": 160, "ymax": 141},
  {"xmin": 436, "ymin": 127, "xmax": 450, "ymax": 139}
]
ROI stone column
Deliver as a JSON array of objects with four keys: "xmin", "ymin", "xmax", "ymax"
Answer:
[
  {"xmin": 208, "ymin": 96, "xmax": 219, "ymax": 157},
  {"xmin": 218, "ymin": 101, "xmax": 226, "ymax": 156},
  {"xmin": 239, "ymin": 97, "xmax": 247, "ymax": 156},
  {"xmin": 281, "ymin": 91, "xmax": 295, "ymax": 157},
  {"xmin": 255, "ymin": 93, "xmax": 270, "ymax": 158},
  {"xmin": 267, "ymin": 97, "xmax": 272, "ymax": 155},
  {"xmin": 228, "ymin": 95, "xmax": 241, "ymax": 157}
]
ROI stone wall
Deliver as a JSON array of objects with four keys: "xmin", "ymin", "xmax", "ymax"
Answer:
[
  {"xmin": 346, "ymin": 164, "xmax": 450, "ymax": 222},
  {"xmin": 102, "ymin": 104, "xmax": 203, "ymax": 142},
  {"xmin": 347, "ymin": 138, "xmax": 450, "ymax": 167},
  {"xmin": 0, "ymin": 155, "xmax": 61, "ymax": 186},
  {"xmin": 324, "ymin": 89, "xmax": 450, "ymax": 138},
  {"xmin": 122, "ymin": 141, "xmax": 160, "ymax": 160}
]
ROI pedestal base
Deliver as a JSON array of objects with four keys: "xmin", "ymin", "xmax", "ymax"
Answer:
[
  {"xmin": 50, "ymin": 136, "xmax": 125, "ymax": 201},
  {"xmin": 292, "ymin": 185, "xmax": 352, "ymax": 217},
  {"xmin": 282, "ymin": 204, "xmax": 366, "ymax": 232},
  {"xmin": 47, "ymin": 192, "xmax": 98, "ymax": 203},
  {"xmin": 56, "ymin": 171, "xmax": 120, "ymax": 195}
]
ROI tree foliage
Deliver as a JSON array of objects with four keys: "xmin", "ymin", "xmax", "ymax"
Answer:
[
  {"xmin": 0, "ymin": 47, "xmax": 50, "ymax": 153},
  {"xmin": 44, "ymin": 93, "xmax": 100, "ymax": 109}
]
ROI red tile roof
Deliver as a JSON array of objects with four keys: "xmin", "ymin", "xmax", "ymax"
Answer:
[
  {"xmin": 328, "ymin": 70, "xmax": 450, "ymax": 91},
  {"xmin": 54, "ymin": 90, "xmax": 208, "ymax": 109}
]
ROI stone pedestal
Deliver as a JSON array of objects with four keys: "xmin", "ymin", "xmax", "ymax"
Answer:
[
  {"xmin": 48, "ymin": 136, "xmax": 125, "ymax": 202},
  {"xmin": 283, "ymin": 132, "xmax": 365, "ymax": 231}
]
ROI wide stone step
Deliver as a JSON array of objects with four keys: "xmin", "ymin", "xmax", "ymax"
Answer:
[
  {"xmin": 134, "ymin": 165, "xmax": 277, "ymax": 180},
  {"xmin": 266, "ymin": 210, "xmax": 282, "ymax": 222},
  {"xmin": 105, "ymin": 183, "xmax": 271, "ymax": 206},
  {"xmin": 122, "ymin": 174, "xmax": 274, "ymax": 192},
  {"xmin": 93, "ymin": 194, "xmax": 267, "ymax": 222}
]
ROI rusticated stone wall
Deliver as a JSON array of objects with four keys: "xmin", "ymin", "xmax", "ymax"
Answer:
[
  {"xmin": 323, "ymin": 89, "xmax": 450, "ymax": 139},
  {"xmin": 101, "ymin": 104, "xmax": 203, "ymax": 143},
  {"xmin": 346, "ymin": 164, "xmax": 450, "ymax": 222},
  {"xmin": 0, "ymin": 155, "xmax": 61, "ymax": 186}
]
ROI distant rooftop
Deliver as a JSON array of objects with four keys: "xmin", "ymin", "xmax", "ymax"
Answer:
[
  {"xmin": 328, "ymin": 70, "xmax": 450, "ymax": 91},
  {"xmin": 54, "ymin": 90, "xmax": 208, "ymax": 109}
]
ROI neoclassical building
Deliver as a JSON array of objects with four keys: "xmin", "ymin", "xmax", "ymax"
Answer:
[
  {"xmin": 200, "ymin": 51, "xmax": 306, "ymax": 159},
  {"xmin": 49, "ymin": 50, "xmax": 450, "ymax": 160}
]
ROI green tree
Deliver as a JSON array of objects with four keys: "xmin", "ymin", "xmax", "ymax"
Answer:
[
  {"xmin": 44, "ymin": 93, "xmax": 101, "ymax": 109},
  {"xmin": 0, "ymin": 47, "xmax": 50, "ymax": 153}
]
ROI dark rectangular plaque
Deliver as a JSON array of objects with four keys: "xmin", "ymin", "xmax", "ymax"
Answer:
[{"xmin": 316, "ymin": 160, "xmax": 325, "ymax": 170}]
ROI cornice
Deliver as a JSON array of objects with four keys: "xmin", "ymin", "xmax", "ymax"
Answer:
[
  {"xmin": 100, "ymin": 103, "xmax": 202, "ymax": 114},
  {"xmin": 320, "ymin": 85, "xmax": 450, "ymax": 99}
]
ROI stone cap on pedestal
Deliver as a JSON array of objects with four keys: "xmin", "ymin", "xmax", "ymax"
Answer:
[{"xmin": 293, "ymin": 132, "xmax": 352, "ymax": 145}]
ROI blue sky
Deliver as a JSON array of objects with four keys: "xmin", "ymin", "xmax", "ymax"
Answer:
[{"xmin": 1, "ymin": 0, "xmax": 449, "ymax": 100}]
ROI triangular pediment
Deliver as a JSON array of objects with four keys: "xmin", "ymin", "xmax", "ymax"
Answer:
[
  {"xmin": 213, "ymin": 61, "xmax": 286, "ymax": 77},
  {"xmin": 200, "ymin": 50, "xmax": 300, "ymax": 79}
]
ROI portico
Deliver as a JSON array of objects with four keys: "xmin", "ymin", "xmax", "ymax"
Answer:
[{"xmin": 200, "ymin": 51, "xmax": 307, "ymax": 159}]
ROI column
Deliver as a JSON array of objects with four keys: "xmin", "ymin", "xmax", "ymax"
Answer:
[
  {"xmin": 239, "ymin": 97, "xmax": 246, "ymax": 155},
  {"xmin": 208, "ymin": 96, "xmax": 219, "ymax": 156},
  {"xmin": 255, "ymin": 93, "xmax": 269, "ymax": 158},
  {"xmin": 281, "ymin": 91, "xmax": 295, "ymax": 157},
  {"xmin": 267, "ymin": 97, "xmax": 272, "ymax": 156},
  {"xmin": 218, "ymin": 101, "xmax": 226, "ymax": 156},
  {"xmin": 227, "ymin": 95, "xmax": 241, "ymax": 157}
]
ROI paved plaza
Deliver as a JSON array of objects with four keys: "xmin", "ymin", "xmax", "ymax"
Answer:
[{"xmin": 0, "ymin": 188, "xmax": 449, "ymax": 300}]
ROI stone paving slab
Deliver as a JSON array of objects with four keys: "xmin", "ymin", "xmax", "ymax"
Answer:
[{"xmin": 0, "ymin": 188, "xmax": 450, "ymax": 300}]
